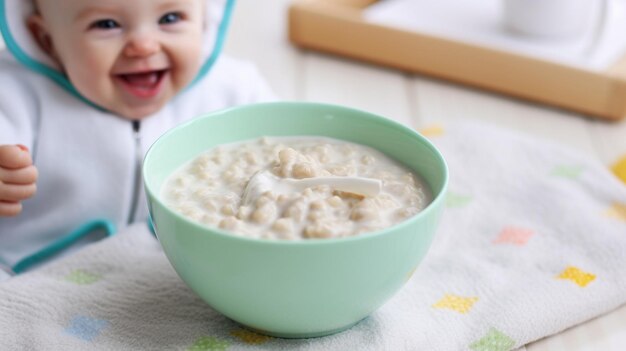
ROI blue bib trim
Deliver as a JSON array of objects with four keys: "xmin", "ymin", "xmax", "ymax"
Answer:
[{"xmin": 12, "ymin": 219, "xmax": 116, "ymax": 274}]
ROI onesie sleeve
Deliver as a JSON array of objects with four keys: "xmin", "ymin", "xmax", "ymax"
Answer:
[
  {"xmin": 233, "ymin": 62, "xmax": 278, "ymax": 104},
  {"xmin": 0, "ymin": 55, "xmax": 38, "ymax": 149},
  {"xmin": 215, "ymin": 58, "xmax": 277, "ymax": 105},
  {"xmin": 176, "ymin": 55, "xmax": 278, "ymax": 119},
  {"xmin": 196, "ymin": 55, "xmax": 278, "ymax": 107}
]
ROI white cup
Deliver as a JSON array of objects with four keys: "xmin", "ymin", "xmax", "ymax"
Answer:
[{"xmin": 502, "ymin": 0, "xmax": 609, "ymax": 52}]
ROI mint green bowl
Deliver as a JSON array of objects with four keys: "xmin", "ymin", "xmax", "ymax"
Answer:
[{"xmin": 143, "ymin": 102, "xmax": 448, "ymax": 338}]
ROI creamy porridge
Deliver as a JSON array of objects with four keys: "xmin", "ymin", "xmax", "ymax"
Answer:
[{"xmin": 162, "ymin": 136, "xmax": 431, "ymax": 240}]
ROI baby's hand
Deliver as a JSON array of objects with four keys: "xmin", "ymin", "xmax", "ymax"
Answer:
[{"xmin": 0, "ymin": 145, "xmax": 38, "ymax": 216}]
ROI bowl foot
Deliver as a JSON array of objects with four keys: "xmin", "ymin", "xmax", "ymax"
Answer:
[{"xmin": 240, "ymin": 318, "xmax": 366, "ymax": 339}]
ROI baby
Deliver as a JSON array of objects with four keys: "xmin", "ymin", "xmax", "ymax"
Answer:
[{"xmin": 0, "ymin": 0, "xmax": 274, "ymax": 276}]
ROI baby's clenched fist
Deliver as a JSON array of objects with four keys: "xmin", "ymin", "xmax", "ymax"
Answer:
[{"xmin": 0, "ymin": 145, "xmax": 38, "ymax": 216}]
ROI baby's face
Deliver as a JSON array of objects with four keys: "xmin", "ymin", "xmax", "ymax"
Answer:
[{"xmin": 31, "ymin": 0, "xmax": 204, "ymax": 119}]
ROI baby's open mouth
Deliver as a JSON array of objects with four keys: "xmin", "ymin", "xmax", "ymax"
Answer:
[
  {"xmin": 115, "ymin": 69, "xmax": 168, "ymax": 98},
  {"xmin": 118, "ymin": 69, "xmax": 167, "ymax": 89}
]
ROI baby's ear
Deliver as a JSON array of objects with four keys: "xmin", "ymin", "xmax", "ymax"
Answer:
[{"xmin": 26, "ymin": 13, "xmax": 56, "ymax": 60}]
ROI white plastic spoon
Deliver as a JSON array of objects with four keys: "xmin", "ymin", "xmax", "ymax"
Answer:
[{"xmin": 241, "ymin": 170, "xmax": 382, "ymax": 206}]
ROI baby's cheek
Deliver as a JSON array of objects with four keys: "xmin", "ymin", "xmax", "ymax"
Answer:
[
  {"xmin": 175, "ymin": 39, "xmax": 204, "ymax": 85},
  {"xmin": 64, "ymin": 57, "xmax": 112, "ymax": 97},
  {"xmin": 70, "ymin": 74, "xmax": 112, "ymax": 107}
]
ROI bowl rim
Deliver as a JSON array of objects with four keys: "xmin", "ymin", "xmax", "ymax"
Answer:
[{"xmin": 143, "ymin": 101, "xmax": 449, "ymax": 247}]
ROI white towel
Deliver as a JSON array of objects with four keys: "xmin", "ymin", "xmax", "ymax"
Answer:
[{"xmin": 1, "ymin": 121, "xmax": 625, "ymax": 351}]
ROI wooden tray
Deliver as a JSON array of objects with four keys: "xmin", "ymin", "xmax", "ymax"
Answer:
[{"xmin": 288, "ymin": 0, "xmax": 626, "ymax": 121}]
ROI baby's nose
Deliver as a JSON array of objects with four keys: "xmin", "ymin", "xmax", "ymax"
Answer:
[{"xmin": 124, "ymin": 34, "xmax": 161, "ymax": 57}]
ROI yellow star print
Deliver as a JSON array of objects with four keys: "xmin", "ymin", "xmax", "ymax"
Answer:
[
  {"xmin": 433, "ymin": 294, "xmax": 479, "ymax": 314},
  {"xmin": 557, "ymin": 266, "xmax": 596, "ymax": 287}
]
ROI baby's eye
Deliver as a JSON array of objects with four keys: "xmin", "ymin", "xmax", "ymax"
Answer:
[
  {"xmin": 159, "ymin": 12, "xmax": 183, "ymax": 25},
  {"xmin": 89, "ymin": 19, "xmax": 120, "ymax": 30}
]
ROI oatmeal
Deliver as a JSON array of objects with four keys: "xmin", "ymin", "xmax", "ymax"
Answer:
[{"xmin": 162, "ymin": 136, "xmax": 431, "ymax": 239}]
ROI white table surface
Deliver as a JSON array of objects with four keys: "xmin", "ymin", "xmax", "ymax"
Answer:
[
  {"xmin": 223, "ymin": 1, "xmax": 626, "ymax": 350},
  {"xmin": 1, "ymin": 1, "xmax": 624, "ymax": 349}
]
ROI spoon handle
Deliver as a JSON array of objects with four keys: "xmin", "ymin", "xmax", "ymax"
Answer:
[{"xmin": 286, "ymin": 177, "xmax": 382, "ymax": 197}]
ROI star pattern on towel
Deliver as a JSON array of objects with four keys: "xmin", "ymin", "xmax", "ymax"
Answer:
[
  {"xmin": 493, "ymin": 227, "xmax": 534, "ymax": 246},
  {"xmin": 446, "ymin": 192, "xmax": 473, "ymax": 208},
  {"xmin": 605, "ymin": 202, "xmax": 626, "ymax": 222},
  {"xmin": 550, "ymin": 165, "xmax": 584, "ymax": 179},
  {"xmin": 64, "ymin": 315, "xmax": 109, "ymax": 342},
  {"xmin": 433, "ymin": 294, "xmax": 479, "ymax": 314},
  {"xmin": 9, "ymin": 126, "xmax": 621, "ymax": 351},
  {"xmin": 230, "ymin": 329, "xmax": 272, "ymax": 344},
  {"xmin": 187, "ymin": 336, "xmax": 230, "ymax": 351},
  {"xmin": 611, "ymin": 154, "xmax": 626, "ymax": 185},
  {"xmin": 557, "ymin": 266, "xmax": 596, "ymax": 287},
  {"xmin": 418, "ymin": 125, "xmax": 445, "ymax": 137},
  {"xmin": 469, "ymin": 328, "xmax": 515, "ymax": 351},
  {"xmin": 64, "ymin": 269, "xmax": 101, "ymax": 285}
]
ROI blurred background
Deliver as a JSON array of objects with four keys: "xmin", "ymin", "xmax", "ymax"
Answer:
[{"xmin": 223, "ymin": 0, "xmax": 626, "ymax": 168}]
